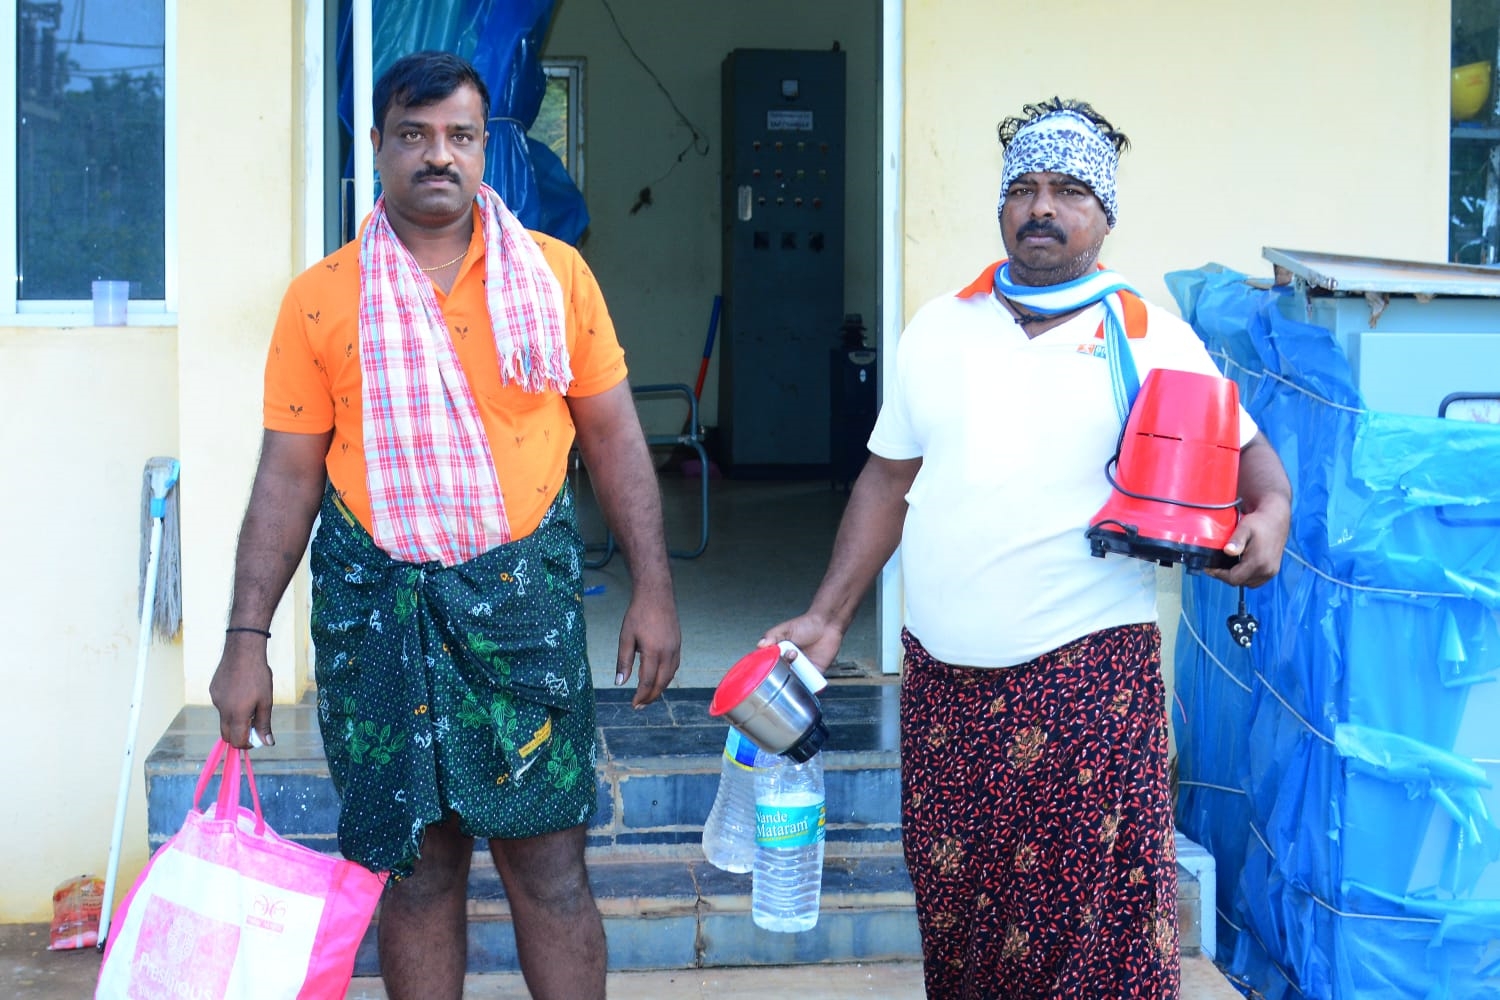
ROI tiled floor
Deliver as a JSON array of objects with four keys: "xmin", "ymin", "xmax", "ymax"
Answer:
[
  {"xmin": 346, "ymin": 957, "xmax": 1248, "ymax": 999},
  {"xmin": 347, "ymin": 963, "xmax": 930, "ymax": 999},
  {"xmin": 592, "ymin": 682, "xmax": 900, "ymax": 761},
  {"xmin": 5, "ymin": 919, "xmax": 926, "ymax": 998},
  {"xmin": 4, "ymin": 923, "xmax": 1244, "ymax": 999},
  {"xmin": 143, "ymin": 682, "xmax": 901, "ymax": 791},
  {"xmin": 143, "ymin": 683, "xmax": 905, "ymax": 878},
  {"xmin": 575, "ymin": 476, "xmax": 880, "ymax": 690}
]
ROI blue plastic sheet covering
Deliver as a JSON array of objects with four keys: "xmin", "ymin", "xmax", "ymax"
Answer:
[
  {"xmin": 1166, "ymin": 264, "xmax": 1500, "ymax": 999},
  {"xmin": 337, "ymin": 0, "xmax": 589, "ymax": 243}
]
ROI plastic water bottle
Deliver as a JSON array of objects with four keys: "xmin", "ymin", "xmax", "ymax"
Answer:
[
  {"xmin": 702, "ymin": 728, "xmax": 763, "ymax": 873},
  {"xmin": 752, "ymin": 751, "xmax": 825, "ymax": 932}
]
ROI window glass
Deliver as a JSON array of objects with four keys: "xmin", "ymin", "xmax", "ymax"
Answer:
[
  {"xmin": 1450, "ymin": 1, "xmax": 1498, "ymax": 263},
  {"xmin": 530, "ymin": 59, "xmax": 584, "ymax": 188},
  {"xmin": 16, "ymin": 0, "xmax": 165, "ymax": 300}
]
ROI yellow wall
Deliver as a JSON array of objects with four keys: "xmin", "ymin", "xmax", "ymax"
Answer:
[
  {"xmin": 0, "ymin": 326, "xmax": 183, "ymax": 921},
  {"xmin": 901, "ymin": 0, "xmax": 1448, "ymax": 312},
  {"xmin": 0, "ymin": 0, "xmax": 308, "ymax": 921},
  {"xmin": 901, "ymin": 0, "xmax": 1448, "ymax": 746},
  {"xmin": 0, "ymin": 0, "xmax": 1451, "ymax": 921},
  {"xmin": 174, "ymin": 0, "xmax": 309, "ymax": 710}
]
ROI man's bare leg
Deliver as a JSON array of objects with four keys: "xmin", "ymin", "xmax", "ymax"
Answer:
[
  {"xmin": 378, "ymin": 815, "xmax": 474, "ymax": 1000},
  {"xmin": 488, "ymin": 823, "xmax": 605, "ymax": 1000}
]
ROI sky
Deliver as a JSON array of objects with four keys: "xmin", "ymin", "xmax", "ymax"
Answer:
[{"xmin": 36, "ymin": 0, "xmax": 165, "ymax": 89}]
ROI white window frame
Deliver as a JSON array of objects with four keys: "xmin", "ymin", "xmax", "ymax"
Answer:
[
  {"xmin": 538, "ymin": 57, "xmax": 585, "ymax": 192},
  {"xmin": 0, "ymin": 0, "xmax": 178, "ymax": 325}
]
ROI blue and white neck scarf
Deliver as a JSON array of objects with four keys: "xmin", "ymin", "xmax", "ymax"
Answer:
[
  {"xmin": 998, "ymin": 110, "xmax": 1120, "ymax": 227},
  {"xmin": 993, "ymin": 263, "xmax": 1141, "ymax": 422}
]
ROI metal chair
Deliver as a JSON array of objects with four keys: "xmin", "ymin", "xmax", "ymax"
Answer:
[{"xmin": 581, "ymin": 382, "xmax": 710, "ymax": 568}]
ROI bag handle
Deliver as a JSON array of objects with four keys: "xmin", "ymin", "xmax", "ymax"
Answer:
[{"xmin": 191, "ymin": 739, "xmax": 267, "ymax": 835}]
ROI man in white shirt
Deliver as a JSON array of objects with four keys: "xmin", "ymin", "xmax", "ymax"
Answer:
[{"xmin": 760, "ymin": 98, "xmax": 1290, "ymax": 1000}]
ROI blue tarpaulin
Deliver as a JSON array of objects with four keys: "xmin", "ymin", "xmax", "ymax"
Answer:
[
  {"xmin": 1167, "ymin": 265, "xmax": 1500, "ymax": 998},
  {"xmin": 337, "ymin": 0, "xmax": 588, "ymax": 243}
]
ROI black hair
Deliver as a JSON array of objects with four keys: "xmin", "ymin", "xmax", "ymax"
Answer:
[
  {"xmin": 372, "ymin": 50, "xmax": 491, "ymax": 137},
  {"xmin": 996, "ymin": 98, "xmax": 1130, "ymax": 156}
]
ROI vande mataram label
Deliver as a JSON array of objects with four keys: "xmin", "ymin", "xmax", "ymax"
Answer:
[{"xmin": 755, "ymin": 798, "xmax": 826, "ymax": 849}]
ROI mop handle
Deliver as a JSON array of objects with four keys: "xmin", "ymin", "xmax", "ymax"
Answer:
[
  {"xmin": 693, "ymin": 294, "xmax": 723, "ymax": 401},
  {"xmin": 97, "ymin": 515, "xmax": 164, "ymax": 948}
]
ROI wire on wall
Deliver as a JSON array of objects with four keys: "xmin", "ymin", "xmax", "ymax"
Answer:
[{"xmin": 600, "ymin": 0, "xmax": 711, "ymax": 207}]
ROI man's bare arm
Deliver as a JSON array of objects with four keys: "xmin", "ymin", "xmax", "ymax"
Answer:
[
  {"xmin": 759, "ymin": 454, "xmax": 921, "ymax": 670},
  {"xmin": 1210, "ymin": 432, "xmax": 1291, "ymax": 589},
  {"xmin": 209, "ymin": 429, "xmax": 331, "ymax": 747},
  {"xmin": 568, "ymin": 382, "xmax": 681, "ymax": 706}
]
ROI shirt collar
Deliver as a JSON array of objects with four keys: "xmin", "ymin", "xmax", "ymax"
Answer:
[{"xmin": 956, "ymin": 261, "xmax": 1004, "ymax": 300}]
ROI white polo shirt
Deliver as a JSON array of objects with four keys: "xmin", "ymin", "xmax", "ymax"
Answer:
[{"xmin": 869, "ymin": 263, "xmax": 1260, "ymax": 667}]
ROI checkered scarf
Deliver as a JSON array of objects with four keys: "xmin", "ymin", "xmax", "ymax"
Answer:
[{"xmin": 358, "ymin": 183, "xmax": 572, "ymax": 566}]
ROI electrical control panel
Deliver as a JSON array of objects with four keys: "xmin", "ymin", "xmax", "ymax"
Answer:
[{"xmin": 719, "ymin": 48, "xmax": 847, "ymax": 474}]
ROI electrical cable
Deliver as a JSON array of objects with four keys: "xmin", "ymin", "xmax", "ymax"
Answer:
[
  {"xmin": 599, "ymin": 0, "xmax": 710, "ymax": 195},
  {"xmin": 1101, "ymin": 453, "xmax": 1243, "ymax": 511}
]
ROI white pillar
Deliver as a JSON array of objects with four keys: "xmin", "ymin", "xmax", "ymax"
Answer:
[{"xmin": 878, "ymin": 0, "xmax": 904, "ymax": 675}]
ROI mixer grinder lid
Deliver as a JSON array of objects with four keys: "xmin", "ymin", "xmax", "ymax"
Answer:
[{"xmin": 709, "ymin": 645, "xmax": 783, "ymax": 717}]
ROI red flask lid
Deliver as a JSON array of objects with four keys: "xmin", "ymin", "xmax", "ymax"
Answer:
[{"xmin": 709, "ymin": 646, "xmax": 782, "ymax": 717}]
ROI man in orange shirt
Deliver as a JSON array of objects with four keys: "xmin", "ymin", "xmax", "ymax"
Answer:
[{"xmin": 209, "ymin": 51, "xmax": 680, "ymax": 1000}]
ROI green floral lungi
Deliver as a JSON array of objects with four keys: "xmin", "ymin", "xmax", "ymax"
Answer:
[{"xmin": 309, "ymin": 484, "xmax": 598, "ymax": 877}]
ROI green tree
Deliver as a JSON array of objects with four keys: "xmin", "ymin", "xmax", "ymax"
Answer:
[
  {"xmin": 528, "ymin": 76, "xmax": 569, "ymax": 168},
  {"xmin": 19, "ymin": 67, "xmax": 165, "ymax": 300}
]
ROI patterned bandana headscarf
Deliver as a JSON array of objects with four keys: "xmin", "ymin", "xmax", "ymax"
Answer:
[{"xmin": 997, "ymin": 109, "xmax": 1119, "ymax": 227}]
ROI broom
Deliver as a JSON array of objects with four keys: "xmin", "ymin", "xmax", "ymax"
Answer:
[
  {"xmin": 137, "ymin": 457, "xmax": 182, "ymax": 640},
  {"xmin": 99, "ymin": 457, "xmax": 181, "ymax": 948}
]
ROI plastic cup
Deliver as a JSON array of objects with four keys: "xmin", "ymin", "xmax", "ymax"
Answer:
[{"xmin": 92, "ymin": 280, "xmax": 129, "ymax": 326}]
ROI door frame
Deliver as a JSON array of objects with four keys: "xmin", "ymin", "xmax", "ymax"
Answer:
[{"xmin": 299, "ymin": 0, "xmax": 907, "ymax": 674}]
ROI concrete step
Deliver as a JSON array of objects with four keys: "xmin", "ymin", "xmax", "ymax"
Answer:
[
  {"xmin": 145, "ymin": 685, "xmax": 905, "ymax": 857},
  {"xmin": 0, "ymin": 929, "xmax": 1248, "ymax": 1000},
  {"xmin": 142, "ymin": 684, "xmax": 1203, "ymax": 976},
  {"xmin": 341, "ymin": 849, "xmax": 1199, "ymax": 976},
  {"xmin": 347, "ymin": 954, "xmax": 1247, "ymax": 1000},
  {"xmin": 347, "ymin": 852, "xmax": 924, "ymax": 976}
]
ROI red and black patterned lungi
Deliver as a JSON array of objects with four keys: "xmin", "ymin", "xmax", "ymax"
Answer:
[{"xmin": 899, "ymin": 623, "xmax": 1178, "ymax": 1000}]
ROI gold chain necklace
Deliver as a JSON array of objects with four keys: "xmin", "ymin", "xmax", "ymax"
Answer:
[{"xmin": 417, "ymin": 249, "xmax": 467, "ymax": 272}]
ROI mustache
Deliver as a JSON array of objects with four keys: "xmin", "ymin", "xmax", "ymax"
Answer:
[
  {"xmin": 414, "ymin": 167, "xmax": 460, "ymax": 183},
  {"xmin": 1017, "ymin": 219, "xmax": 1067, "ymax": 242}
]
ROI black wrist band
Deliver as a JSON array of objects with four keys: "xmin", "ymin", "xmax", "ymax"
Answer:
[{"xmin": 225, "ymin": 626, "xmax": 272, "ymax": 639}]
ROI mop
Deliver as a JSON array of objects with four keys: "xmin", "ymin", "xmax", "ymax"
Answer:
[{"xmin": 98, "ymin": 457, "xmax": 182, "ymax": 948}]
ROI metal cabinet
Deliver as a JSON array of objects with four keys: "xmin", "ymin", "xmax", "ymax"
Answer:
[
  {"xmin": 1266, "ymin": 247, "xmax": 1500, "ymax": 419},
  {"xmin": 719, "ymin": 49, "xmax": 846, "ymax": 475}
]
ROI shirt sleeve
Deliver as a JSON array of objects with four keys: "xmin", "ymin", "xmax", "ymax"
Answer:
[
  {"xmin": 263, "ymin": 282, "xmax": 335, "ymax": 433},
  {"xmin": 553, "ymin": 243, "xmax": 628, "ymax": 398},
  {"xmin": 866, "ymin": 322, "xmax": 922, "ymax": 461}
]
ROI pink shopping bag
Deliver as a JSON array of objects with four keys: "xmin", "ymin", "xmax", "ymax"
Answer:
[{"xmin": 96, "ymin": 739, "xmax": 386, "ymax": 999}]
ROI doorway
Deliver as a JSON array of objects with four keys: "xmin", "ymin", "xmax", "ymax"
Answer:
[{"xmin": 307, "ymin": 0, "xmax": 896, "ymax": 685}]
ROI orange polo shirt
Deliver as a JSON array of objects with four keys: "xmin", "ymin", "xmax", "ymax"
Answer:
[{"xmin": 263, "ymin": 218, "xmax": 627, "ymax": 540}]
